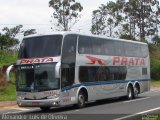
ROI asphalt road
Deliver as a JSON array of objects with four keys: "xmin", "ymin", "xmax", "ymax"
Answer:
[{"xmin": 1, "ymin": 89, "xmax": 160, "ymax": 120}]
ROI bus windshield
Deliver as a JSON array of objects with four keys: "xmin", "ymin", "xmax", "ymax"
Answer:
[
  {"xmin": 18, "ymin": 35, "xmax": 63, "ymax": 59},
  {"xmin": 16, "ymin": 63, "xmax": 60, "ymax": 92}
]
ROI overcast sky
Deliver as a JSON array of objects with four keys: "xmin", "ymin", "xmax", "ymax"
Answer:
[{"xmin": 0, "ymin": 0, "xmax": 110, "ymax": 38}]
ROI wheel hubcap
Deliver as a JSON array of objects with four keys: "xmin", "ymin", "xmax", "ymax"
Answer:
[
  {"xmin": 79, "ymin": 95, "xmax": 84, "ymax": 106},
  {"xmin": 134, "ymin": 88, "xmax": 138, "ymax": 97},
  {"xmin": 128, "ymin": 89, "xmax": 132, "ymax": 99}
]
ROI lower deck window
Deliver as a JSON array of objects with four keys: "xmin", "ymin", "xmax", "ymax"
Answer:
[{"xmin": 79, "ymin": 66, "xmax": 127, "ymax": 83}]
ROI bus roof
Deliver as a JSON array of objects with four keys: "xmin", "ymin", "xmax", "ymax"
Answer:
[{"xmin": 24, "ymin": 31, "xmax": 147, "ymax": 45}]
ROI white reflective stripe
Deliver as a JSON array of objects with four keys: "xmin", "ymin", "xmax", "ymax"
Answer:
[{"xmin": 114, "ymin": 107, "xmax": 160, "ymax": 120}]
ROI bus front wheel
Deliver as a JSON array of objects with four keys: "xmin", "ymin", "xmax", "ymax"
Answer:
[{"xmin": 77, "ymin": 91, "xmax": 86, "ymax": 108}]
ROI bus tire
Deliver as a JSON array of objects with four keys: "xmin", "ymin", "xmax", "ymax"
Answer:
[
  {"xmin": 133, "ymin": 84, "xmax": 140, "ymax": 99},
  {"xmin": 77, "ymin": 91, "xmax": 86, "ymax": 108},
  {"xmin": 40, "ymin": 107, "xmax": 50, "ymax": 111},
  {"xmin": 127, "ymin": 85, "xmax": 134, "ymax": 100}
]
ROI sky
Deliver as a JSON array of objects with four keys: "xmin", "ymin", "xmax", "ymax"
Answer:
[{"xmin": 0, "ymin": 0, "xmax": 109, "ymax": 39}]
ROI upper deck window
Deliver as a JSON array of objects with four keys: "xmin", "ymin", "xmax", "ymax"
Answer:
[{"xmin": 18, "ymin": 35, "xmax": 63, "ymax": 59}]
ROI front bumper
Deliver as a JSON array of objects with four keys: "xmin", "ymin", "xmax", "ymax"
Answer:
[{"xmin": 17, "ymin": 98, "xmax": 60, "ymax": 107}]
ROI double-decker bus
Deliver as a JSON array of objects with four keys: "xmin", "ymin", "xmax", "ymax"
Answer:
[{"xmin": 6, "ymin": 32, "xmax": 150, "ymax": 110}]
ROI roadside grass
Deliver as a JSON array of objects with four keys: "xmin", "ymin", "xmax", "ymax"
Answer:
[
  {"xmin": 0, "ymin": 72, "xmax": 16, "ymax": 101},
  {"xmin": 151, "ymin": 80, "xmax": 160, "ymax": 89},
  {"xmin": 0, "ymin": 51, "xmax": 17, "ymax": 68},
  {"xmin": 0, "ymin": 51, "xmax": 17, "ymax": 101}
]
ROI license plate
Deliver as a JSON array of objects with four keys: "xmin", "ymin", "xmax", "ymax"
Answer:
[{"xmin": 32, "ymin": 102, "xmax": 39, "ymax": 105}]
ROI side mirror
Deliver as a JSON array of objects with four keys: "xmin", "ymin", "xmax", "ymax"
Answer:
[
  {"xmin": 55, "ymin": 62, "xmax": 61, "ymax": 79},
  {"xmin": 6, "ymin": 64, "xmax": 14, "ymax": 82}
]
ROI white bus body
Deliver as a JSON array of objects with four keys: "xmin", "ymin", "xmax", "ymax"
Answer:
[{"xmin": 7, "ymin": 32, "xmax": 150, "ymax": 110}]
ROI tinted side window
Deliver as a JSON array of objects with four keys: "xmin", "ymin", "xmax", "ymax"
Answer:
[
  {"xmin": 142, "ymin": 68, "xmax": 147, "ymax": 75},
  {"xmin": 124, "ymin": 43, "xmax": 142, "ymax": 57},
  {"xmin": 103, "ymin": 39, "xmax": 115, "ymax": 55},
  {"xmin": 79, "ymin": 67, "xmax": 97, "ymax": 82},
  {"xmin": 62, "ymin": 35, "xmax": 77, "ymax": 65},
  {"xmin": 61, "ymin": 67, "xmax": 75, "ymax": 88},
  {"xmin": 91, "ymin": 37, "xmax": 104, "ymax": 55},
  {"xmin": 141, "ymin": 45, "xmax": 148, "ymax": 57},
  {"xmin": 79, "ymin": 66, "xmax": 127, "ymax": 83},
  {"xmin": 114, "ymin": 42, "xmax": 125, "ymax": 56},
  {"xmin": 131, "ymin": 44, "xmax": 141, "ymax": 57},
  {"xmin": 78, "ymin": 36, "xmax": 92, "ymax": 54}
]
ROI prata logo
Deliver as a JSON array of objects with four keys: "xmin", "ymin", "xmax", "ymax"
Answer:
[
  {"xmin": 86, "ymin": 56, "xmax": 105, "ymax": 65},
  {"xmin": 20, "ymin": 57, "xmax": 54, "ymax": 64}
]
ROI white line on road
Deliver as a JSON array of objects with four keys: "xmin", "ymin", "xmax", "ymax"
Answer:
[
  {"xmin": 114, "ymin": 107, "xmax": 160, "ymax": 120},
  {"xmin": 13, "ymin": 108, "xmax": 31, "ymax": 111},
  {"xmin": 3, "ymin": 108, "xmax": 39, "ymax": 114},
  {"xmin": 123, "ymin": 97, "xmax": 150, "ymax": 103},
  {"xmin": 150, "ymin": 89, "xmax": 160, "ymax": 92}
]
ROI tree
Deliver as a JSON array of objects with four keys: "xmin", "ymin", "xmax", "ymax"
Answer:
[
  {"xmin": 49, "ymin": 0, "xmax": 83, "ymax": 31},
  {"xmin": 0, "ymin": 34, "xmax": 19, "ymax": 50},
  {"xmin": 152, "ymin": 35, "xmax": 160, "ymax": 44},
  {"xmin": 123, "ymin": 0, "xmax": 137, "ymax": 40},
  {"xmin": 91, "ymin": 5, "xmax": 106, "ymax": 35},
  {"xmin": 2, "ymin": 25, "xmax": 23, "ymax": 38},
  {"xmin": 123, "ymin": 0, "xmax": 160, "ymax": 41},
  {"xmin": 0, "ymin": 25, "xmax": 23, "ymax": 50},
  {"xmin": 23, "ymin": 29, "xmax": 36, "ymax": 36},
  {"xmin": 91, "ymin": 1, "xmax": 124, "ymax": 37}
]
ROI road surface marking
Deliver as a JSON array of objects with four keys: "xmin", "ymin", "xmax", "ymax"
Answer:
[
  {"xmin": 13, "ymin": 108, "xmax": 31, "ymax": 111},
  {"xmin": 150, "ymin": 89, "xmax": 160, "ymax": 92},
  {"xmin": 123, "ymin": 97, "xmax": 150, "ymax": 103},
  {"xmin": 114, "ymin": 106, "xmax": 160, "ymax": 120},
  {"xmin": 3, "ymin": 108, "xmax": 39, "ymax": 114}
]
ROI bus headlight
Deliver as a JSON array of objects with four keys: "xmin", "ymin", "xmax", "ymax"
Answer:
[
  {"xmin": 17, "ymin": 96, "xmax": 24, "ymax": 100},
  {"xmin": 54, "ymin": 94, "xmax": 60, "ymax": 98}
]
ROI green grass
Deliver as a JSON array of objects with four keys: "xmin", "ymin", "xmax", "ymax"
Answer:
[
  {"xmin": 0, "ymin": 83, "xmax": 16, "ymax": 101},
  {"xmin": 151, "ymin": 79, "xmax": 160, "ymax": 83},
  {"xmin": 0, "ymin": 51, "xmax": 17, "ymax": 68},
  {"xmin": 151, "ymin": 79, "xmax": 160, "ymax": 89},
  {"xmin": 0, "ymin": 72, "xmax": 16, "ymax": 101},
  {"xmin": 0, "ymin": 51, "xmax": 17, "ymax": 101}
]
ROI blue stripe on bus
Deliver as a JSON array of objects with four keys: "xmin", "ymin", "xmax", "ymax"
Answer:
[{"xmin": 61, "ymin": 79, "xmax": 150, "ymax": 91}]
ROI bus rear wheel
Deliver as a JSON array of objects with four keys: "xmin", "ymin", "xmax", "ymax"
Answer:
[
  {"xmin": 77, "ymin": 91, "xmax": 86, "ymax": 108},
  {"xmin": 133, "ymin": 85, "xmax": 139, "ymax": 98}
]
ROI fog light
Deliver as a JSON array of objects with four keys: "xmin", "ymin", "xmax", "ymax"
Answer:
[
  {"xmin": 18, "ymin": 102, "xmax": 22, "ymax": 106},
  {"xmin": 52, "ymin": 101, "xmax": 59, "ymax": 105},
  {"xmin": 52, "ymin": 102, "xmax": 56, "ymax": 105}
]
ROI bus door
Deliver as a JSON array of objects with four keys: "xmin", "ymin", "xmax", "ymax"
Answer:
[{"xmin": 61, "ymin": 34, "xmax": 77, "ymax": 105}]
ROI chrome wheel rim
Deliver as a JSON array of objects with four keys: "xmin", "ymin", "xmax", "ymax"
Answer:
[
  {"xmin": 79, "ymin": 94, "xmax": 84, "ymax": 106},
  {"xmin": 134, "ymin": 87, "xmax": 138, "ymax": 97}
]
